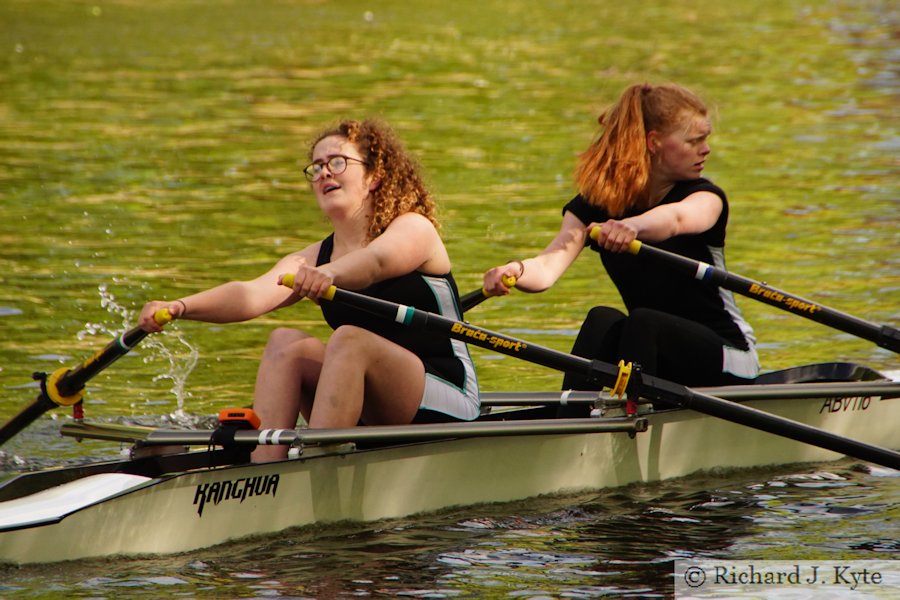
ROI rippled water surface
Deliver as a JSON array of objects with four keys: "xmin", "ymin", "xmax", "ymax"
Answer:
[{"xmin": 1, "ymin": 0, "xmax": 898, "ymax": 597}]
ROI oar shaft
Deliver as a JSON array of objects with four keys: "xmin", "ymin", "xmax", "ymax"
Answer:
[
  {"xmin": 628, "ymin": 240, "xmax": 900, "ymax": 353},
  {"xmin": 51, "ymin": 309, "xmax": 172, "ymax": 399},
  {"xmin": 55, "ymin": 326, "xmax": 150, "ymax": 397},
  {"xmin": 0, "ymin": 309, "xmax": 172, "ymax": 447},
  {"xmin": 683, "ymin": 389, "xmax": 900, "ymax": 469},
  {"xmin": 0, "ymin": 396, "xmax": 56, "ymax": 446},
  {"xmin": 326, "ymin": 286, "xmax": 900, "ymax": 469},
  {"xmin": 458, "ymin": 276, "xmax": 517, "ymax": 313}
]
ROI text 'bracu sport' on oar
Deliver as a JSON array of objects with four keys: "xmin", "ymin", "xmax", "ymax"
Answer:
[{"xmin": 588, "ymin": 227, "xmax": 900, "ymax": 354}]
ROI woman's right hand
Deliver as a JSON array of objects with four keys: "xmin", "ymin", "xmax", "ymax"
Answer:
[
  {"xmin": 482, "ymin": 261, "xmax": 523, "ymax": 296},
  {"xmin": 589, "ymin": 219, "xmax": 638, "ymax": 253},
  {"xmin": 281, "ymin": 260, "xmax": 335, "ymax": 302},
  {"xmin": 139, "ymin": 300, "xmax": 185, "ymax": 333}
]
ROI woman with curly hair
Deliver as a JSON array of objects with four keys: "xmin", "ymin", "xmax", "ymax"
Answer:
[{"xmin": 140, "ymin": 119, "xmax": 479, "ymax": 461}]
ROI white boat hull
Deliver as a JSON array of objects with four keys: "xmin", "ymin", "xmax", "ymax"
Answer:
[{"xmin": 1, "ymin": 389, "xmax": 896, "ymax": 565}]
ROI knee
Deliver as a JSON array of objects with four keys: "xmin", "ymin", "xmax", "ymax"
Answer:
[
  {"xmin": 625, "ymin": 308, "xmax": 666, "ymax": 332},
  {"xmin": 585, "ymin": 306, "xmax": 626, "ymax": 323},
  {"xmin": 327, "ymin": 325, "xmax": 373, "ymax": 354},
  {"xmin": 577, "ymin": 306, "xmax": 626, "ymax": 336},
  {"xmin": 262, "ymin": 328, "xmax": 314, "ymax": 360}
]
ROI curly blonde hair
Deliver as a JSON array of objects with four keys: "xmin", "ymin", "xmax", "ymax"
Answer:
[
  {"xmin": 310, "ymin": 119, "xmax": 439, "ymax": 241},
  {"xmin": 575, "ymin": 83, "xmax": 708, "ymax": 216}
]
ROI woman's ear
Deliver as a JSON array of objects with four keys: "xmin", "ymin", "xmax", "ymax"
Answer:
[
  {"xmin": 646, "ymin": 130, "xmax": 660, "ymax": 155},
  {"xmin": 368, "ymin": 176, "xmax": 382, "ymax": 192}
]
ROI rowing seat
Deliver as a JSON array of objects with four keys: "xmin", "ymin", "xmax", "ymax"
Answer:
[{"xmin": 0, "ymin": 472, "xmax": 151, "ymax": 530}]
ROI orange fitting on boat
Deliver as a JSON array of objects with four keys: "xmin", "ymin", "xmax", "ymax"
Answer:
[
  {"xmin": 45, "ymin": 367, "xmax": 86, "ymax": 407},
  {"xmin": 611, "ymin": 360, "xmax": 632, "ymax": 398},
  {"xmin": 217, "ymin": 408, "xmax": 261, "ymax": 430}
]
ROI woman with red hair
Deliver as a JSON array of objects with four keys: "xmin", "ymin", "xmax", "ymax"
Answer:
[{"xmin": 483, "ymin": 83, "xmax": 758, "ymax": 403}]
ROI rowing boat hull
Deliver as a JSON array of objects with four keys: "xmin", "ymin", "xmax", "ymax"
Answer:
[{"xmin": 1, "ymin": 389, "xmax": 896, "ymax": 565}]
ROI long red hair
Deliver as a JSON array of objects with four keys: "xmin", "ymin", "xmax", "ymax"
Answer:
[{"xmin": 575, "ymin": 83, "xmax": 708, "ymax": 216}]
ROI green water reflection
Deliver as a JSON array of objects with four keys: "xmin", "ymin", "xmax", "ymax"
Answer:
[{"xmin": 1, "ymin": 0, "xmax": 897, "ymax": 424}]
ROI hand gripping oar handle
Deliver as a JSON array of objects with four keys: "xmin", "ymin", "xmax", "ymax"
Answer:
[
  {"xmin": 459, "ymin": 275, "xmax": 517, "ymax": 312},
  {"xmin": 588, "ymin": 228, "xmax": 900, "ymax": 354},
  {"xmin": 0, "ymin": 309, "xmax": 173, "ymax": 447},
  {"xmin": 318, "ymin": 284, "xmax": 900, "ymax": 470}
]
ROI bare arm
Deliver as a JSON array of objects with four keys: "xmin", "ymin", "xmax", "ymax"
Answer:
[
  {"xmin": 138, "ymin": 245, "xmax": 318, "ymax": 332},
  {"xmin": 591, "ymin": 192, "xmax": 723, "ymax": 252},
  {"xmin": 286, "ymin": 213, "xmax": 449, "ymax": 299},
  {"xmin": 483, "ymin": 211, "xmax": 588, "ymax": 295}
]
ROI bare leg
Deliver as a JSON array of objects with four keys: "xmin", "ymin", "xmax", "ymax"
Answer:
[
  {"xmin": 309, "ymin": 325, "xmax": 425, "ymax": 429},
  {"xmin": 251, "ymin": 328, "xmax": 324, "ymax": 462}
]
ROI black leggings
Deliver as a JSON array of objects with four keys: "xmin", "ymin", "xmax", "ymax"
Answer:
[{"xmin": 561, "ymin": 306, "xmax": 753, "ymax": 414}]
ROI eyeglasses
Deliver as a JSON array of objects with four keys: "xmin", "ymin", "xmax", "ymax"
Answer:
[{"xmin": 303, "ymin": 155, "xmax": 367, "ymax": 182}]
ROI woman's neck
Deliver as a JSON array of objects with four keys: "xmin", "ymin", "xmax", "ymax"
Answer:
[
  {"xmin": 646, "ymin": 172, "xmax": 675, "ymax": 206},
  {"xmin": 330, "ymin": 212, "xmax": 371, "ymax": 257}
]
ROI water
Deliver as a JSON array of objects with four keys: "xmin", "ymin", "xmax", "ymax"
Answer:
[{"xmin": 1, "ymin": 0, "xmax": 898, "ymax": 596}]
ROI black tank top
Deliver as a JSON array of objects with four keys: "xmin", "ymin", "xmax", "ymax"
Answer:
[
  {"xmin": 315, "ymin": 234, "xmax": 471, "ymax": 385},
  {"xmin": 564, "ymin": 179, "xmax": 755, "ymax": 350}
]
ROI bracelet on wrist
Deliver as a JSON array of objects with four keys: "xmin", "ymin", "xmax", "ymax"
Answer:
[
  {"xmin": 174, "ymin": 299, "xmax": 187, "ymax": 316},
  {"xmin": 509, "ymin": 260, "xmax": 525, "ymax": 279}
]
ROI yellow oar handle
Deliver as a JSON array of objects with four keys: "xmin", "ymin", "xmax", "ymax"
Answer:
[
  {"xmin": 154, "ymin": 308, "xmax": 174, "ymax": 326},
  {"xmin": 475, "ymin": 274, "xmax": 517, "ymax": 301},
  {"xmin": 279, "ymin": 274, "xmax": 336, "ymax": 301},
  {"xmin": 588, "ymin": 226, "xmax": 642, "ymax": 255}
]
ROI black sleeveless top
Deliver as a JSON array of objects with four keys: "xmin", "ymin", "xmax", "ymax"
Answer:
[
  {"xmin": 564, "ymin": 178, "xmax": 755, "ymax": 350},
  {"xmin": 315, "ymin": 234, "xmax": 474, "ymax": 386}
]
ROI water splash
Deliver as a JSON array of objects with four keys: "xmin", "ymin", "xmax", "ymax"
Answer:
[{"xmin": 77, "ymin": 284, "xmax": 199, "ymax": 421}]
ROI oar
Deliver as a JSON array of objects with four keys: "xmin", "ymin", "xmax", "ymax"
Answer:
[
  {"xmin": 459, "ymin": 275, "xmax": 517, "ymax": 312},
  {"xmin": 0, "ymin": 309, "xmax": 173, "ymax": 446},
  {"xmin": 591, "ymin": 230, "xmax": 900, "ymax": 353},
  {"xmin": 302, "ymin": 284, "xmax": 899, "ymax": 469}
]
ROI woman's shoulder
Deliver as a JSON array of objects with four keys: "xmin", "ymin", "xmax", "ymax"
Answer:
[
  {"xmin": 384, "ymin": 211, "xmax": 442, "ymax": 236},
  {"xmin": 669, "ymin": 178, "xmax": 727, "ymax": 203},
  {"xmin": 562, "ymin": 193, "xmax": 609, "ymax": 223}
]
